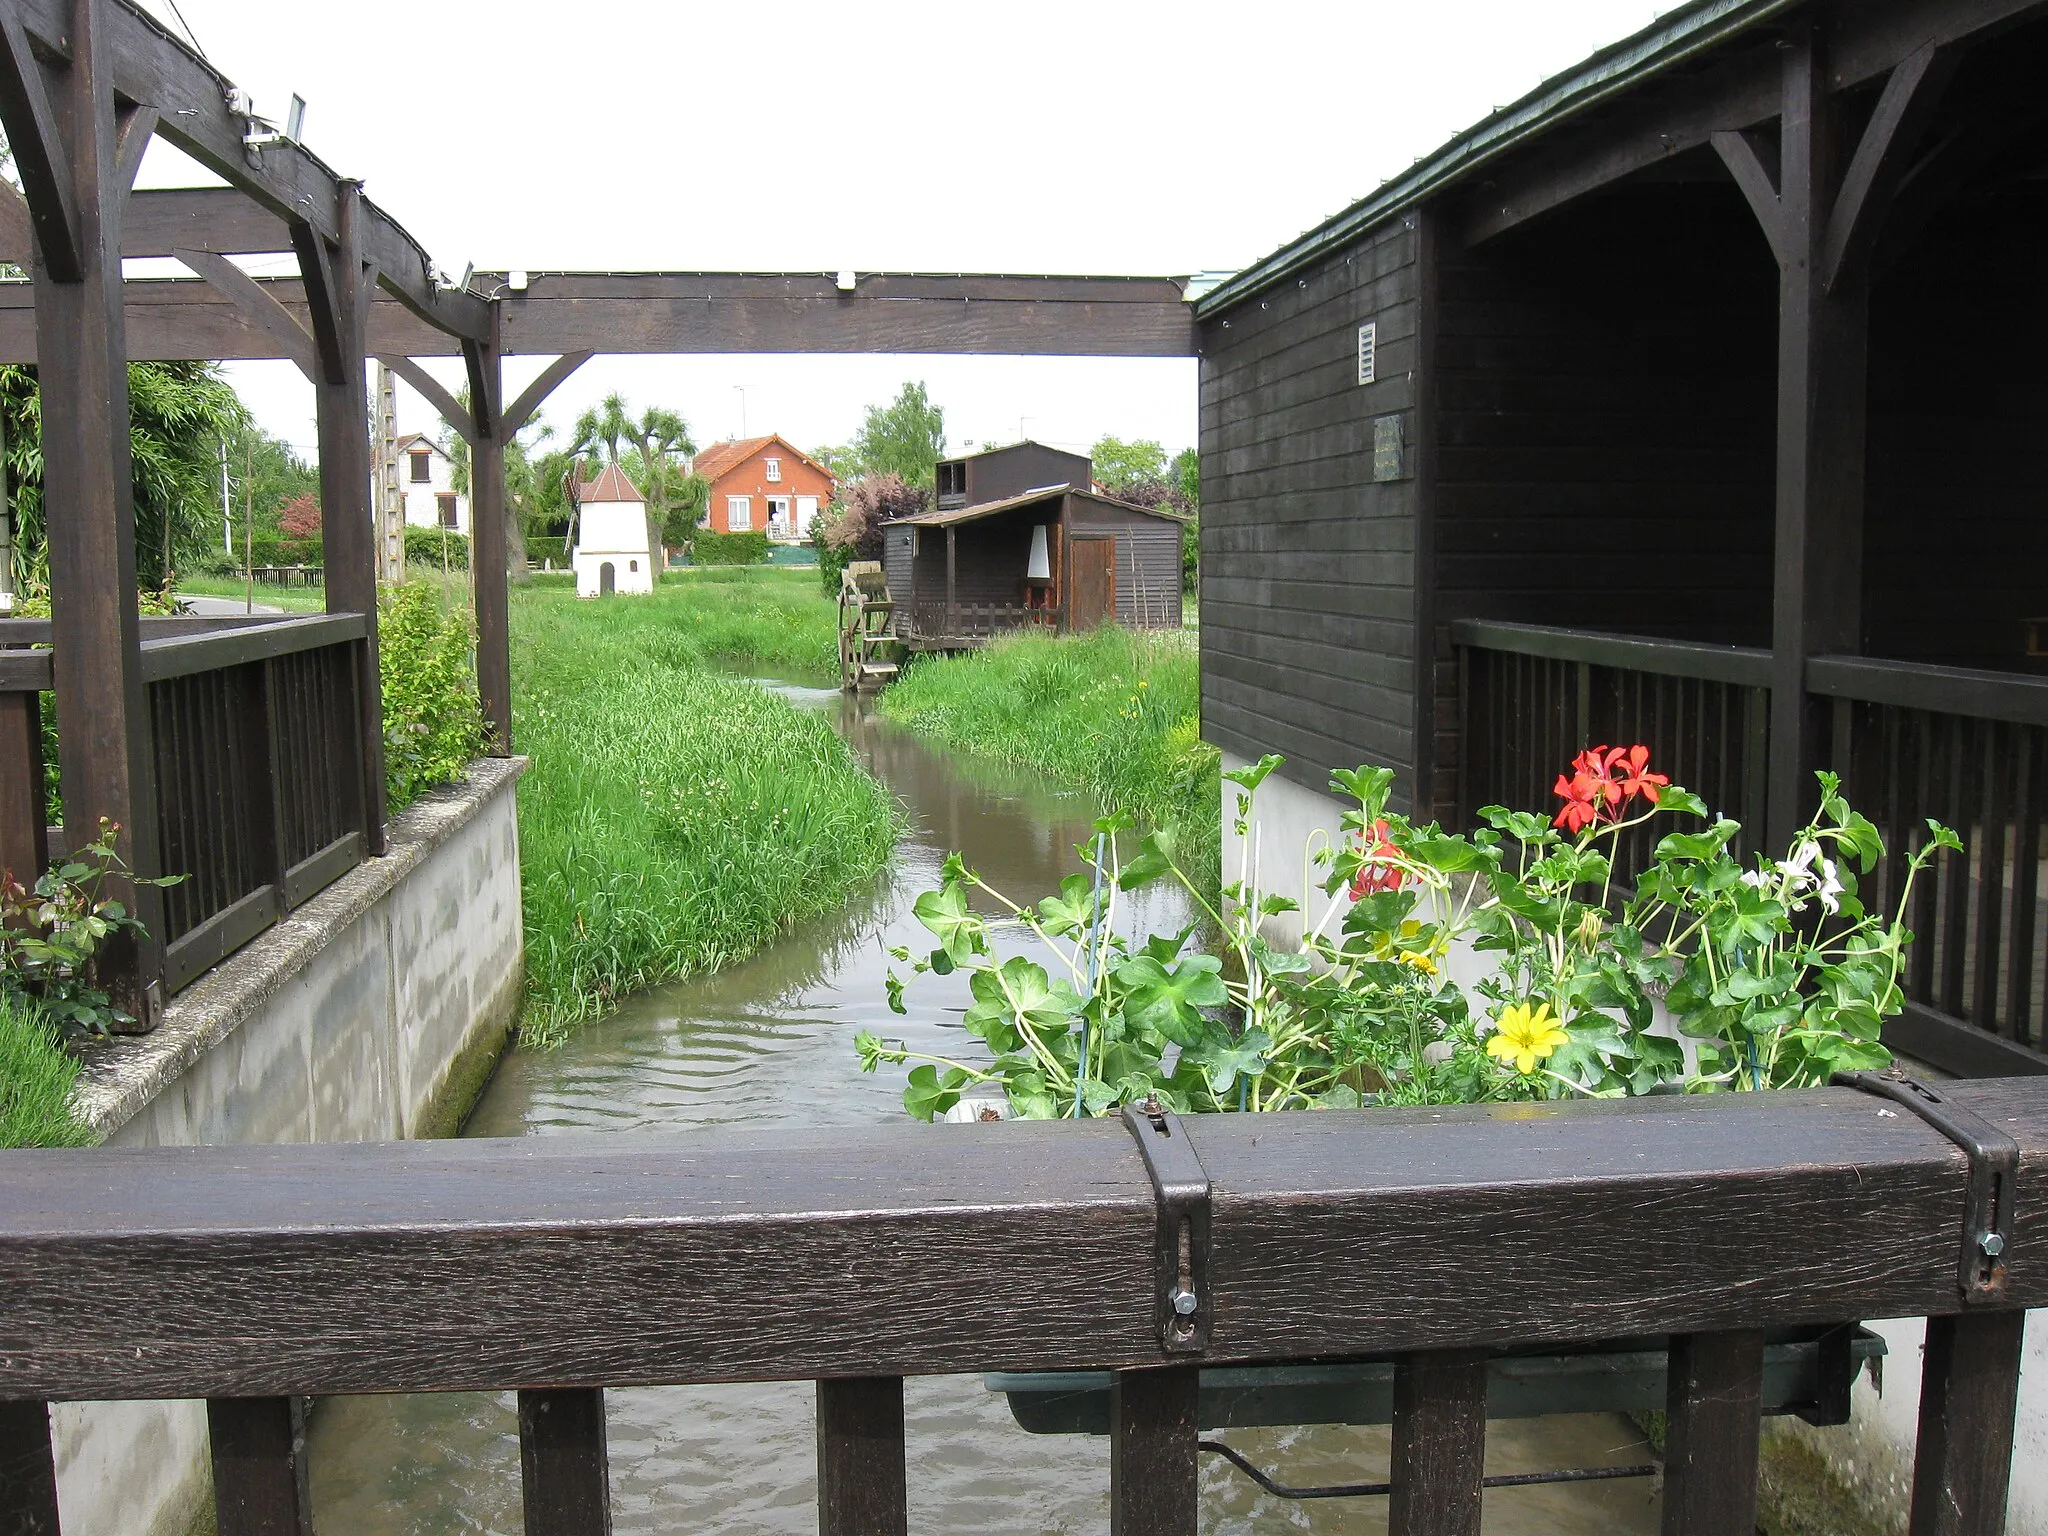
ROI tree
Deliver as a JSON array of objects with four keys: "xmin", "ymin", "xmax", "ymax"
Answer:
[
  {"xmin": 851, "ymin": 381, "xmax": 945, "ymax": 487},
  {"xmin": 1089, "ymin": 435, "xmax": 1168, "ymax": 493},
  {"xmin": 1172, "ymin": 446, "xmax": 1199, "ymax": 508},
  {"xmin": 565, "ymin": 392, "xmax": 695, "ymax": 558},
  {"xmin": 277, "ymin": 494, "xmax": 321, "ymax": 541},
  {"xmin": 810, "ymin": 443, "xmax": 859, "ymax": 481}
]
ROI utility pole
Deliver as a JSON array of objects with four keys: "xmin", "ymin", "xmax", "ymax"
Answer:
[
  {"xmin": 374, "ymin": 360, "xmax": 404, "ymax": 583},
  {"xmin": 219, "ymin": 435, "xmax": 233, "ymax": 555}
]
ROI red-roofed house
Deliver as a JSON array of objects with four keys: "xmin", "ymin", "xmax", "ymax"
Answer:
[
  {"xmin": 572, "ymin": 462, "xmax": 657, "ymax": 596},
  {"xmin": 693, "ymin": 435, "xmax": 836, "ymax": 542}
]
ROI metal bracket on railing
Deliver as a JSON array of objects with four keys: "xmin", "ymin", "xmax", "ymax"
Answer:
[
  {"xmin": 1836, "ymin": 1070, "xmax": 2018, "ymax": 1304},
  {"xmin": 1121, "ymin": 1101, "xmax": 1213, "ymax": 1353}
]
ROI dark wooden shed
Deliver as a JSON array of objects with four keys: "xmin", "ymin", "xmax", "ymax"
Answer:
[
  {"xmin": 934, "ymin": 440, "xmax": 1093, "ymax": 510},
  {"xmin": 1198, "ymin": 0, "xmax": 2048, "ymax": 1076},
  {"xmin": 883, "ymin": 488, "xmax": 1184, "ymax": 640}
]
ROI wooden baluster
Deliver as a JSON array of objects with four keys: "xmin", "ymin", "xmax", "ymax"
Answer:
[
  {"xmin": 1909, "ymin": 1311, "xmax": 2024, "ymax": 1536},
  {"xmin": 2009, "ymin": 729, "xmax": 2041, "ymax": 1049},
  {"xmin": 1388, "ymin": 1350, "xmax": 1487, "ymax": 1536},
  {"xmin": 207, "ymin": 1396, "xmax": 312, "ymax": 1536},
  {"xmin": 1110, "ymin": 1365, "xmax": 1198, "ymax": 1536},
  {"xmin": 0, "ymin": 1399, "xmax": 61, "ymax": 1534},
  {"xmin": 518, "ymin": 1389, "xmax": 611, "ymax": 1536},
  {"xmin": 816, "ymin": 1377, "xmax": 906, "ymax": 1536},
  {"xmin": 1661, "ymin": 1329, "xmax": 1763, "ymax": 1536},
  {"xmin": 0, "ymin": 690, "xmax": 46, "ymax": 883}
]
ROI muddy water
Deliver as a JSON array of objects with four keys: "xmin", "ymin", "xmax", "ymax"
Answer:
[{"xmin": 307, "ymin": 682, "xmax": 1659, "ymax": 1535}]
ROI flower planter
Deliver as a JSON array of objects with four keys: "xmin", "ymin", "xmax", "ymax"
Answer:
[{"xmin": 987, "ymin": 1325, "xmax": 1884, "ymax": 1435}]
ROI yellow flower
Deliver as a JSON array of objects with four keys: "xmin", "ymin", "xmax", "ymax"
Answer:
[{"xmin": 1486, "ymin": 1002, "xmax": 1569, "ymax": 1075}]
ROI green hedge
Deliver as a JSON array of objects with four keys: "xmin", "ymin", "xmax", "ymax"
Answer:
[
  {"xmin": 689, "ymin": 529, "xmax": 769, "ymax": 566},
  {"xmin": 380, "ymin": 583, "xmax": 484, "ymax": 811},
  {"xmin": 404, "ymin": 525, "xmax": 469, "ymax": 570}
]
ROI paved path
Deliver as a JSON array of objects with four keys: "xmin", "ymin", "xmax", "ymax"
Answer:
[{"xmin": 178, "ymin": 594, "xmax": 285, "ymax": 616}]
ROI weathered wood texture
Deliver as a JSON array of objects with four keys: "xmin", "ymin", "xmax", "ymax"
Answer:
[
  {"xmin": 0, "ymin": 1088, "xmax": 2042, "ymax": 1401},
  {"xmin": 816, "ymin": 1377, "xmax": 906, "ymax": 1536},
  {"xmin": 519, "ymin": 1388, "xmax": 613, "ymax": 1536},
  {"xmin": 1909, "ymin": 1310, "xmax": 2024, "ymax": 1536},
  {"xmin": 1111, "ymin": 1366, "xmax": 1198, "ymax": 1536},
  {"xmin": 0, "ymin": 1399, "xmax": 60, "ymax": 1535},
  {"xmin": 1197, "ymin": 217, "xmax": 1421, "ymax": 806},
  {"xmin": 1660, "ymin": 1330, "xmax": 1763, "ymax": 1536},
  {"xmin": 207, "ymin": 1396, "xmax": 313, "ymax": 1536},
  {"xmin": 1388, "ymin": 1351, "xmax": 1487, "ymax": 1536}
]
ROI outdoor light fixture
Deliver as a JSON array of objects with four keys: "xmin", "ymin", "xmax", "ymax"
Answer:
[
  {"xmin": 836, "ymin": 270, "xmax": 857, "ymax": 292},
  {"xmin": 1027, "ymin": 525, "xmax": 1051, "ymax": 581},
  {"xmin": 508, "ymin": 270, "xmax": 530, "ymax": 292}
]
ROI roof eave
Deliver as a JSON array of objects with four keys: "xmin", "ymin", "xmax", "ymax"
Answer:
[{"xmin": 1193, "ymin": 0, "xmax": 1801, "ymax": 320}]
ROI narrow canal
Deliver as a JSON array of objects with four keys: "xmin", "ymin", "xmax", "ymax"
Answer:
[{"xmin": 307, "ymin": 681, "xmax": 1659, "ymax": 1534}]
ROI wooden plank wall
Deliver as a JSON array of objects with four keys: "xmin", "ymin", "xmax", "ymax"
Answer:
[
  {"xmin": 1198, "ymin": 219, "xmax": 1422, "ymax": 807},
  {"xmin": 1069, "ymin": 501, "xmax": 1184, "ymax": 628},
  {"xmin": 1429, "ymin": 181, "xmax": 1780, "ymax": 811},
  {"xmin": 1865, "ymin": 187, "xmax": 2048, "ymax": 672}
]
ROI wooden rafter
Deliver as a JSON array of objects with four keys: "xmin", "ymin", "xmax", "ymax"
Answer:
[{"xmin": 0, "ymin": 2, "xmax": 79, "ymax": 278}]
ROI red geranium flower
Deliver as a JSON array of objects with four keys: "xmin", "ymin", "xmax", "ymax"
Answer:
[
  {"xmin": 1349, "ymin": 818, "xmax": 1406, "ymax": 899},
  {"xmin": 1553, "ymin": 744, "xmax": 1667, "ymax": 833},
  {"xmin": 1604, "ymin": 743, "xmax": 1670, "ymax": 804}
]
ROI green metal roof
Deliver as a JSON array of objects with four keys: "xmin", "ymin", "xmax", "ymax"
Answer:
[{"xmin": 1193, "ymin": 0, "xmax": 1803, "ymax": 319}]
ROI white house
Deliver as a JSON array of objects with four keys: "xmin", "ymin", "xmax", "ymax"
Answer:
[
  {"xmin": 394, "ymin": 434, "xmax": 469, "ymax": 535},
  {"xmin": 572, "ymin": 463, "xmax": 657, "ymax": 597}
]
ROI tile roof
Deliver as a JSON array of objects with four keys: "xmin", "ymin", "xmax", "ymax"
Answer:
[{"xmin": 577, "ymin": 462, "xmax": 646, "ymax": 503}]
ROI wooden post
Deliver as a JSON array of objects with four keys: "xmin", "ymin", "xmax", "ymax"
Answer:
[
  {"xmin": 1661, "ymin": 1329, "xmax": 1763, "ymax": 1536},
  {"xmin": 6, "ymin": 0, "xmax": 165, "ymax": 1027},
  {"xmin": 816, "ymin": 1376, "xmax": 906, "ymax": 1536},
  {"xmin": 464, "ymin": 311, "xmax": 512, "ymax": 754},
  {"xmin": 945, "ymin": 525, "xmax": 958, "ymax": 637},
  {"xmin": 1388, "ymin": 1350, "xmax": 1488, "ymax": 1536},
  {"xmin": 207, "ymin": 1396, "xmax": 313, "ymax": 1536},
  {"xmin": 1909, "ymin": 1311, "xmax": 2024, "ymax": 1536},
  {"xmin": 1109, "ymin": 1365, "xmax": 1198, "ymax": 1536},
  {"xmin": 0, "ymin": 1399, "xmax": 61, "ymax": 1534},
  {"xmin": 0, "ymin": 690, "xmax": 46, "ymax": 881},
  {"xmin": 518, "ymin": 1388, "xmax": 612, "ymax": 1536},
  {"xmin": 310, "ymin": 184, "xmax": 389, "ymax": 855}
]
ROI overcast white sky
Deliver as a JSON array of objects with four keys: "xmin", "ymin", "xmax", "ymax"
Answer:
[{"xmin": 128, "ymin": 0, "xmax": 1669, "ymax": 464}]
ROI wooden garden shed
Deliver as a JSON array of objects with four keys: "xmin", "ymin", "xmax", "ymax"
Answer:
[
  {"xmin": 1198, "ymin": 0, "xmax": 2048, "ymax": 1078},
  {"xmin": 882, "ymin": 487, "xmax": 1184, "ymax": 640}
]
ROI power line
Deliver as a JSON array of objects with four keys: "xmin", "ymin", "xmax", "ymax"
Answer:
[{"xmin": 161, "ymin": 0, "xmax": 210, "ymax": 63}]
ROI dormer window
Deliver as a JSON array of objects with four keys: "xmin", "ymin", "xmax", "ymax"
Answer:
[{"xmin": 765, "ymin": 458, "xmax": 782, "ymax": 483}]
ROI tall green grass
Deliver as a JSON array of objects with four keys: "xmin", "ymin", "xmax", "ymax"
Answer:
[
  {"xmin": 512, "ymin": 582, "xmax": 897, "ymax": 1041},
  {"xmin": 879, "ymin": 626, "xmax": 1220, "ymax": 900},
  {"xmin": 0, "ymin": 995, "xmax": 92, "ymax": 1148}
]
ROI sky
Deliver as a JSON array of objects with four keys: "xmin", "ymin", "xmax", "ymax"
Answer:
[{"xmin": 128, "ymin": 0, "xmax": 1672, "ymax": 466}]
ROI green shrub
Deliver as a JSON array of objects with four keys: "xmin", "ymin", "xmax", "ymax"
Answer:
[
  {"xmin": 0, "ymin": 993, "xmax": 92, "ymax": 1148},
  {"xmin": 404, "ymin": 525, "xmax": 470, "ymax": 570},
  {"xmin": 688, "ymin": 529, "xmax": 769, "ymax": 566},
  {"xmin": 380, "ymin": 583, "xmax": 484, "ymax": 811}
]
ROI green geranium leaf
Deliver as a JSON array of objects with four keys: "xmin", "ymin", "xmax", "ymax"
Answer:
[
  {"xmin": 914, "ymin": 884, "xmax": 984, "ymax": 964},
  {"xmin": 904, "ymin": 1064, "xmax": 962, "ymax": 1122},
  {"xmin": 1225, "ymin": 753, "xmax": 1284, "ymax": 792},
  {"xmin": 1117, "ymin": 953, "xmax": 1228, "ymax": 1045},
  {"xmin": 884, "ymin": 969, "xmax": 907, "ymax": 1015},
  {"xmin": 1187, "ymin": 1027, "xmax": 1272, "ymax": 1097},
  {"xmin": 1118, "ymin": 829, "xmax": 1179, "ymax": 890}
]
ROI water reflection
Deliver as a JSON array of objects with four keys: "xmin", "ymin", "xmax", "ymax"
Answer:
[{"xmin": 306, "ymin": 682, "xmax": 1656, "ymax": 1534}]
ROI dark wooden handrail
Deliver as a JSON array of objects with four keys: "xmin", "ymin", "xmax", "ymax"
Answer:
[
  {"xmin": 0, "ymin": 614, "xmax": 295, "ymax": 645},
  {"xmin": 1450, "ymin": 619, "xmax": 1774, "ymax": 688},
  {"xmin": 138, "ymin": 613, "xmax": 368, "ymax": 683},
  {"xmin": 1, "ymin": 1084, "xmax": 2037, "ymax": 1536},
  {"xmin": 1807, "ymin": 653, "xmax": 2048, "ymax": 727}
]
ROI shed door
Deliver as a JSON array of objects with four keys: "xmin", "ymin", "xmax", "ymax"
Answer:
[{"xmin": 1069, "ymin": 537, "xmax": 1116, "ymax": 630}]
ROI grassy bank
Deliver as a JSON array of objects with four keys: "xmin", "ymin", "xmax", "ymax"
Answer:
[
  {"xmin": 512, "ymin": 579, "xmax": 896, "ymax": 1042},
  {"xmin": 879, "ymin": 626, "xmax": 1220, "ymax": 900},
  {"xmin": 0, "ymin": 996, "xmax": 92, "ymax": 1148}
]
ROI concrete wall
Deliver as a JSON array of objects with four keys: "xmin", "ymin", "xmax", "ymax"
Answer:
[
  {"xmin": 52, "ymin": 757, "xmax": 526, "ymax": 1536},
  {"xmin": 1221, "ymin": 749, "xmax": 2047, "ymax": 1533}
]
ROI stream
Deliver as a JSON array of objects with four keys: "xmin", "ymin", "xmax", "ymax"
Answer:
[{"xmin": 306, "ymin": 680, "xmax": 1659, "ymax": 1535}]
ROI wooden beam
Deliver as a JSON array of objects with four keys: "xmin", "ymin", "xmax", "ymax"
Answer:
[
  {"xmin": 467, "ymin": 319, "xmax": 512, "ymax": 754},
  {"xmin": 171, "ymin": 249, "xmax": 316, "ymax": 376},
  {"xmin": 0, "ymin": 0, "xmax": 79, "ymax": 280},
  {"xmin": 111, "ymin": 102, "xmax": 155, "ymax": 195},
  {"xmin": 288, "ymin": 218, "xmax": 347, "ymax": 386},
  {"xmin": 1818, "ymin": 43, "xmax": 1957, "ymax": 293},
  {"xmin": 1110, "ymin": 1367, "xmax": 1198, "ymax": 1536},
  {"xmin": 0, "ymin": 1398, "xmax": 61, "ymax": 1534},
  {"xmin": 375, "ymin": 354, "xmax": 474, "ymax": 448},
  {"xmin": 207, "ymin": 1397, "xmax": 313, "ymax": 1536},
  {"xmin": 502, "ymin": 350, "xmax": 591, "ymax": 437},
  {"xmin": 1662, "ymin": 1330, "xmax": 1764, "ymax": 1535},
  {"xmin": 816, "ymin": 1378, "xmax": 906, "ymax": 1536},
  {"xmin": 1710, "ymin": 128, "xmax": 1790, "ymax": 264},
  {"xmin": 0, "ymin": 1084, "xmax": 2042, "ymax": 1400},
  {"xmin": 1388, "ymin": 1351, "xmax": 1487, "ymax": 1536},
  {"xmin": 38, "ymin": 0, "xmax": 163, "ymax": 1027},
  {"xmin": 517, "ymin": 1388, "xmax": 612, "ymax": 1536}
]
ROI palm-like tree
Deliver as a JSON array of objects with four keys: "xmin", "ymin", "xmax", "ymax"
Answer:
[{"xmin": 566, "ymin": 394, "xmax": 695, "ymax": 552}]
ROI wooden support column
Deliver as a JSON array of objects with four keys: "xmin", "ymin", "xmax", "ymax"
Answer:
[
  {"xmin": 518, "ymin": 1387, "xmax": 613, "ymax": 1536},
  {"xmin": 1109, "ymin": 1365, "xmax": 1198, "ymax": 1536},
  {"xmin": 463, "ymin": 314, "xmax": 511, "ymax": 753},
  {"xmin": 816, "ymin": 1376, "xmax": 907, "ymax": 1536},
  {"xmin": 945, "ymin": 525, "xmax": 958, "ymax": 636},
  {"xmin": 207, "ymin": 1396, "xmax": 313, "ymax": 1536},
  {"xmin": 1909, "ymin": 1311, "xmax": 2024, "ymax": 1536},
  {"xmin": 305, "ymin": 185, "xmax": 389, "ymax": 854},
  {"xmin": 1388, "ymin": 1350, "xmax": 1488, "ymax": 1536},
  {"xmin": 1716, "ymin": 30, "xmax": 1953, "ymax": 846},
  {"xmin": 0, "ymin": 1399, "xmax": 61, "ymax": 1534},
  {"xmin": 1661, "ymin": 1329, "xmax": 1764, "ymax": 1535},
  {"xmin": 3, "ymin": 0, "xmax": 164, "ymax": 1026}
]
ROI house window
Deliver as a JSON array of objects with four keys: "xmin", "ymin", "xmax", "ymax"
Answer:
[
  {"xmin": 764, "ymin": 458, "xmax": 782, "ymax": 483},
  {"xmin": 410, "ymin": 451, "xmax": 432, "ymax": 483},
  {"xmin": 437, "ymin": 494, "xmax": 458, "ymax": 528},
  {"xmin": 726, "ymin": 495, "xmax": 751, "ymax": 532}
]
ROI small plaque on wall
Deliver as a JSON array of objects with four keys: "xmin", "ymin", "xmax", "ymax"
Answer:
[{"xmin": 1372, "ymin": 414, "xmax": 1406, "ymax": 482}]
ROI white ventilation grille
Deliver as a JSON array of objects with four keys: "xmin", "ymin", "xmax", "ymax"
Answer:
[{"xmin": 1357, "ymin": 322, "xmax": 1377, "ymax": 385}]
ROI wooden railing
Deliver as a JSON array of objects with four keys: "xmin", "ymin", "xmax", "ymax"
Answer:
[
  {"xmin": 907, "ymin": 600, "xmax": 1056, "ymax": 639},
  {"xmin": 1453, "ymin": 620, "xmax": 1773, "ymax": 881},
  {"xmin": 1813, "ymin": 657, "xmax": 2048, "ymax": 1077},
  {"xmin": 0, "ymin": 615, "xmax": 375, "ymax": 995},
  {"xmin": 0, "ymin": 1084, "xmax": 2037, "ymax": 1533}
]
